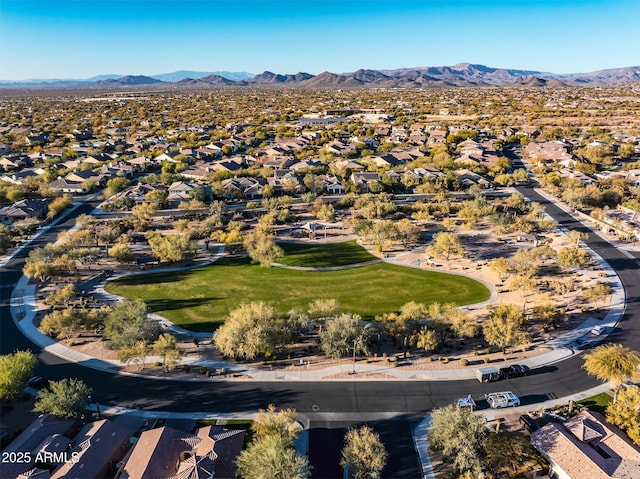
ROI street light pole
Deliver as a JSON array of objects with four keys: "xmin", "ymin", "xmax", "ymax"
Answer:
[{"xmin": 352, "ymin": 338, "xmax": 357, "ymax": 375}]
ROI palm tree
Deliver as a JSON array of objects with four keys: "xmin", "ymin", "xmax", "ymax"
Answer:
[{"xmin": 582, "ymin": 344, "xmax": 640, "ymax": 400}]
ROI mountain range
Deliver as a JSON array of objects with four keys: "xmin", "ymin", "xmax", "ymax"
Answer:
[{"xmin": 2, "ymin": 64, "xmax": 639, "ymax": 89}]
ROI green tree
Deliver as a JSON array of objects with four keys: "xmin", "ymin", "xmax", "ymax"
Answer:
[
  {"xmin": 427, "ymin": 231, "xmax": 464, "ymax": 260},
  {"xmin": 319, "ymin": 313, "xmax": 370, "ymax": 359},
  {"xmin": 429, "ymin": 405, "xmax": 487, "ymax": 476},
  {"xmin": 146, "ymin": 231, "xmax": 197, "ymax": 263},
  {"xmin": 33, "ymin": 378, "xmax": 92, "ymax": 419},
  {"xmin": 0, "ymin": 224, "xmax": 12, "ymax": 253},
  {"xmin": 557, "ymin": 246, "xmax": 589, "ymax": 269},
  {"xmin": 46, "ymin": 194, "xmax": 73, "ymax": 219},
  {"xmin": 213, "ymin": 302, "xmax": 291, "ymax": 359},
  {"xmin": 153, "ymin": 333, "xmax": 182, "ymax": 372},
  {"xmin": 236, "ymin": 433, "xmax": 311, "ymax": 479},
  {"xmin": 308, "ymin": 298, "xmax": 341, "ymax": 319},
  {"xmin": 489, "ymin": 256, "xmax": 512, "ymax": 281},
  {"xmin": 106, "ymin": 177, "xmax": 130, "ymax": 196},
  {"xmin": 483, "ymin": 304, "xmax": 529, "ymax": 353},
  {"xmin": 243, "ymin": 230, "xmax": 284, "ymax": 267},
  {"xmin": 0, "ymin": 350, "xmax": 37, "ymax": 399},
  {"xmin": 340, "ymin": 425, "xmax": 387, "ymax": 479},
  {"xmin": 108, "ymin": 242, "xmax": 134, "ymax": 263},
  {"xmin": 104, "ymin": 299, "xmax": 160, "ymax": 350},
  {"xmin": 584, "ymin": 282, "xmax": 612, "ymax": 310},
  {"xmin": 116, "ymin": 341, "xmax": 148, "ymax": 370},
  {"xmin": 237, "ymin": 405, "xmax": 310, "ymax": 479},
  {"xmin": 606, "ymin": 385, "xmax": 640, "ymax": 446},
  {"xmin": 253, "ymin": 404, "xmax": 301, "ymax": 442},
  {"xmin": 43, "ymin": 283, "xmax": 75, "ymax": 307},
  {"xmin": 583, "ymin": 344, "xmax": 640, "ymax": 400}
]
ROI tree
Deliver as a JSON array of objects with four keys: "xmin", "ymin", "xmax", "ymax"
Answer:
[
  {"xmin": 0, "ymin": 224, "xmax": 12, "ymax": 253},
  {"xmin": 584, "ymin": 282, "xmax": 612, "ymax": 310},
  {"xmin": 104, "ymin": 299, "xmax": 160, "ymax": 350},
  {"xmin": 243, "ymin": 230, "xmax": 284, "ymax": 267},
  {"xmin": 106, "ymin": 177, "xmax": 130, "ymax": 196},
  {"xmin": 236, "ymin": 433, "xmax": 311, "ymax": 479},
  {"xmin": 395, "ymin": 219, "xmax": 421, "ymax": 246},
  {"xmin": 506, "ymin": 272, "xmax": 537, "ymax": 298},
  {"xmin": 606, "ymin": 385, "xmax": 640, "ymax": 446},
  {"xmin": 582, "ymin": 344, "xmax": 640, "ymax": 400},
  {"xmin": 429, "ymin": 405, "xmax": 487, "ymax": 476},
  {"xmin": 33, "ymin": 378, "xmax": 92, "ymax": 419},
  {"xmin": 488, "ymin": 257, "xmax": 512, "ymax": 281},
  {"xmin": 253, "ymin": 404, "xmax": 301, "ymax": 442},
  {"xmin": 483, "ymin": 431, "xmax": 543, "ymax": 477},
  {"xmin": 308, "ymin": 298, "xmax": 341, "ymax": 319},
  {"xmin": 43, "ymin": 283, "xmax": 75, "ymax": 307},
  {"xmin": 341, "ymin": 425, "xmax": 387, "ymax": 479},
  {"xmin": 427, "ymin": 232, "xmax": 464, "ymax": 260},
  {"xmin": 413, "ymin": 328, "xmax": 438, "ymax": 353},
  {"xmin": 319, "ymin": 313, "xmax": 370, "ymax": 359},
  {"xmin": 213, "ymin": 302, "xmax": 291, "ymax": 359},
  {"xmin": 108, "ymin": 242, "xmax": 133, "ymax": 263},
  {"xmin": 46, "ymin": 194, "xmax": 73, "ymax": 219},
  {"xmin": 567, "ymin": 229, "xmax": 588, "ymax": 247},
  {"xmin": 237, "ymin": 405, "xmax": 310, "ymax": 479},
  {"xmin": 146, "ymin": 231, "xmax": 197, "ymax": 263},
  {"xmin": 0, "ymin": 350, "xmax": 37, "ymax": 399},
  {"xmin": 532, "ymin": 302, "xmax": 566, "ymax": 329},
  {"xmin": 557, "ymin": 246, "xmax": 589, "ymax": 269},
  {"xmin": 153, "ymin": 333, "xmax": 182, "ymax": 372},
  {"xmin": 116, "ymin": 341, "xmax": 148, "ymax": 370},
  {"xmin": 483, "ymin": 304, "xmax": 529, "ymax": 353}
]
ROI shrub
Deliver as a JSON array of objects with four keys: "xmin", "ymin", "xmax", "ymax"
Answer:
[{"xmin": 460, "ymin": 358, "xmax": 468, "ymax": 366}]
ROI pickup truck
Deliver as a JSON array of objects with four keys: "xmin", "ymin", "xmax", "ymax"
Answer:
[{"xmin": 485, "ymin": 391, "xmax": 520, "ymax": 408}]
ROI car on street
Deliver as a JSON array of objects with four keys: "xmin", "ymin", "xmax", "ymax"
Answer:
[
  {"xmin": 590, "ymin": 325, "xmax": 605, "ymax": 336},
  {"xmin": 499, "ymin": 364, "xmax": 531, "ymax": 379},
  {"xmin": 27, "ymin": 376, "xmax": 49, "ymax": 390},
  {"xmin": 485, "ymin": 391, "xmax": 520, "ymax": 408},
  {"xmin": 569, "ymin": 337, "xmax": 590, "ymax": 350}
]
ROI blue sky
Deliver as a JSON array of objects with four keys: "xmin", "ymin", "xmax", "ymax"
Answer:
[{"xmin": 0, "ymin": 0, "xmax": 638, "ymax": 80}]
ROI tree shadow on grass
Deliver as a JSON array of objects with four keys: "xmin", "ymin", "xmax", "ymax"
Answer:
[{"xmin": 145, "ymin": 297, "xmax": 220, "ymax": 313}]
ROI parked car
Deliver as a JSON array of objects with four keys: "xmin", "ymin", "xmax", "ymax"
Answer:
[
  {"xmin": 499, "ymin": 364, "xmax": 531, "ymax": 379},
  {"xmin": 476, "ymin": 366, "xmax": 502, "ymax": 383},
  {"xmin": 569, "ymin": 337, "xmax": 590, "ymax": 350},
  {"xmin": 485, "ymin": 391, "xmax": 520, "ymax": 408},
  {"xmin": 590, "ymin": 325, "xmax": 605, "ymax": 336},
  {"xmin": 27, "ymin": 376, "xmax": 49, "ymax": 390},
  {"xmin": 519, "ymin": 414, "xmax": 540, "ymax": 433}
]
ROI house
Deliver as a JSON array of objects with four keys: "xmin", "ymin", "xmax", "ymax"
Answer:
[
  {"xmin": 120, "ymin": 425, "xmax": 245, "ymax": 479},
  {"xmin": 51, "ymin": 419, "xmax": 135, "ymax": 479},
  {"xmin": 221, "ymin": 176, "xmax": 264, "ymax": 199},
  {"xmin": 0, "ymin": 414, "xmax": 75, "ymax": 479},
  {"xmin": 454, "ymin": 168, "xmax": 491, "ymax": 188},
  {"xmin": 351, "ymin": 172, "xmax": 381, "ymax": 192},
  {"xmin": 0, "ymin": 169, "xmax": 40, "ymax": 185},
  {"xmin": 531, "ymin": 410, "xmax": 640, "ymax": 479},
  {"xmin": 48, "ymin": 178, "xmax": 86, "ymax": 194},
  {"xmin": 0, "ymin": 198, "xmax": 49, "ymax": 226}
]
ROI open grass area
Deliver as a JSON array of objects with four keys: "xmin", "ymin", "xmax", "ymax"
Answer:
[
  {"xmin": 277, "ymin": 240, "xmax": 377, "ymax": 267},
  {"xmin": 106, "ymin": 254, "xmax": 490, "ymax": 331},
  {"xmin": 577, "ymin": 392, "xmax": 613, "ymax": 413}
]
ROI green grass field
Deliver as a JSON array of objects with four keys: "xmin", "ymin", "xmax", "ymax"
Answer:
[
  {"xmin": 106, "ymin": 244, "xmax": 490, "ymax": 332},
  {"xmin": 277, "ymin": 240, "xmax": 377, "ymax": 267}
]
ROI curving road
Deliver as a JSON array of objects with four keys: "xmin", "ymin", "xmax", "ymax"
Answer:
[{"xmin": 1, "ymin": 168, "xmax": 639, "ymax": 418}]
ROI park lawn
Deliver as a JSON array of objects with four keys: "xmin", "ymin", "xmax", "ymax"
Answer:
[
  {"xmin": 106, "ymin": 257, "xmax": 490, "ymax": 332},
  {"xmin": 277, "ymin": 240, "xmax": 377, "ymax": 267}
]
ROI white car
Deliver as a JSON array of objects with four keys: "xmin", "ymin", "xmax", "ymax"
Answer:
[{"xmin": 591, "ymin": 325, "xmax": 605, "ymax": 336}]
